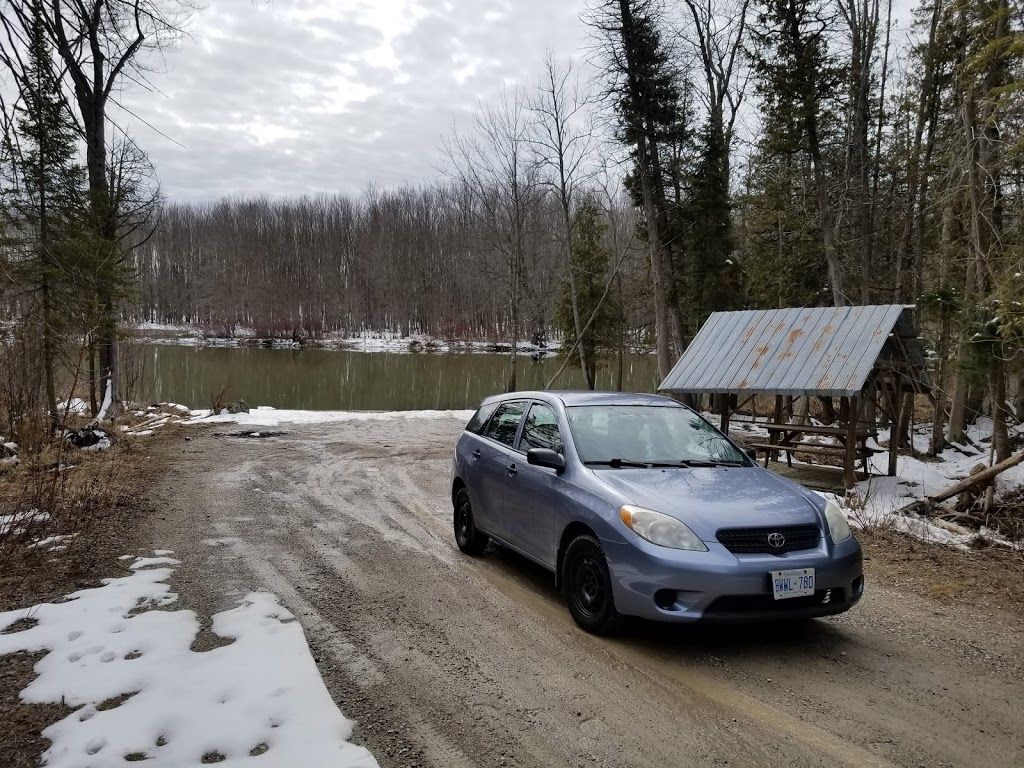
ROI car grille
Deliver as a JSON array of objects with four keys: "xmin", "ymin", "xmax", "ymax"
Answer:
[
  {"xmin": 705, "ymin": 588, "xmax": 845, "ymax": 615},
  {"xmin": 716, "ymin": 524, "xmax": 821, "ymax": 554}
]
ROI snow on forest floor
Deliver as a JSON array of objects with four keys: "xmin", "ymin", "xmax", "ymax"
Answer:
[
  {"xmin": 109, "ymin": 403, "xmax": 475, "ymax": 432},
  {"xmin": 189, "ymin": 406, "xmax": 476, "ymax": 428},
  {"xmin": 728, "ymin": 412, "xmax": 1024, "ymax": 550},
  {"xmin": 0, "ymin": 554, "xmax": 378, "ymax": 768},
  {"xmin": 131, "ymin": 323, "xmax": 562, "ymax": 355}
]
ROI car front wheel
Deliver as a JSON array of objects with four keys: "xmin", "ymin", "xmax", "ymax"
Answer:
[
  {"xmin": 562, "ymin": 534, "xmax": 622, "ymax": 635},
  {"xmin": 453, "ymin": 488, "xmax": 488, "ymax": 555}
]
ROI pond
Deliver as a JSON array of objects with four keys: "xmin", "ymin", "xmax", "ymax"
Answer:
[{"xmin": 124, "ymin": 344, "xmax": 662, "ymax": 411}]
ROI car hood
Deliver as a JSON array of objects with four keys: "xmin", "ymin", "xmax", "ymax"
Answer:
[{"xmin": 591, "ymin": 466, "xmax": 821, "ymax": 540}]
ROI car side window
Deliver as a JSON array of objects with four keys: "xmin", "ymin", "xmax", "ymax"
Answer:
[
  {"xmin": 465, "ymin": 402, "xmax": 498, "ymax": 435},
  {"xmin": 483, "ymin": 401, "xmax": 527, "ymax": 447},
  {"xmin": 519, "ymin": 403, "xmax": 563, "ymax": 455}
]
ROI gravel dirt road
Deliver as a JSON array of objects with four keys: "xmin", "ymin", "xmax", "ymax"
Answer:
[{"xmin": 140, "ymin": 418, "xmax": 1024, "ymax": 768}]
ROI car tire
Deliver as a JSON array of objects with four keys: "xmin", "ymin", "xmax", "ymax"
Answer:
[
  {"xmin": 453, "ymin": 488, "xmax": 488, "ymax": 555},
  {"xmin": 562, "ymin": 534, "xmax": 623, "ymax": 635}
]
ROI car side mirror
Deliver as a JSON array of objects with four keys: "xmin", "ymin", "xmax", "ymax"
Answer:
[
  {"xmin": 527, "ymin": 448, "xmax": 566, "ymax": 472},
  {"xmin": 744, "ymin": 447, "xmax": 758, "ymax": 460}
]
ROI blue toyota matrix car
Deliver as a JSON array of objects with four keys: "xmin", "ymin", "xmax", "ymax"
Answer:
[{"xmin": 450, "ymin": 391, "xmax": 863, "ymax": 634}]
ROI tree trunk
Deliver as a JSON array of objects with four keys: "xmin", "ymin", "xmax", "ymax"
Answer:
[
  {"xmin": 818, "ymin": 396, "xmax": 836, "ymax": 425},
  {"xmin": 616, "ymin": 272, "xmax": 624, "ymax": 392},
  {"xmin": 990, "ymin": 353, "xmax": 1011, "ymax": 463},
  {"xmin": 1014, "ymin": 373, "xmax": 1024, "ymax": 422},
  {"xmin": 782, "ymin": 0, "xmax": 845, "ymax": 306},
  {"xmin": 88, "ymin": 334, "xmax": 98, "ymax": 416},
  {"xmin": 37, "ymin": 180, "xmax": 58, "ymax": 429},
  {"xmin": 508, "ymin": 259, "xmax": 518, "ymax": 392},
  {"xmin": 948, "ymin": 366, "xmax": 970, "ymax": 444},
  {"xmin": 561, "ymin": 207, "xmax": 593, "ymax": 387},
  {"xmin": 930, "ymin": 308, "xmax": 951, "ymax": 455},
  {"xmin": 617, "ymin": 0, "xmax": 673, "ymax": 380}
]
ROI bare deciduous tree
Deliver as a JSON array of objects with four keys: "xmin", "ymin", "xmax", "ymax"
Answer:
[
  {"xmin": 441, "ymin": 88, "xmax": 542, "ymax": 391},
  {"xmin": 530, "ymin": 52, "xmax": 600, "ymax": 387}
]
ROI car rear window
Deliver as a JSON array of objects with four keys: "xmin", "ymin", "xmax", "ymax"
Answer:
[
  {"xmin": 466, "ymin": 402, "xmax": 499, "ymax": 435},
  {"xmin": 484, "ymin": 401, "xmax": 527, "ymax": 447}
]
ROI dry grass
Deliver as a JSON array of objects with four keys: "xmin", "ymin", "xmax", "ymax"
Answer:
[
  {"xmin": 0, "ymin": 431, "xmax": 161, "ymax": 768},
  {"xmin": 0, "ymin": 433, "xmax": 153, "ymax": 610},
  {"xmin": 859, "ymin": 527, "xmax": 1024, "ymax": 616}
]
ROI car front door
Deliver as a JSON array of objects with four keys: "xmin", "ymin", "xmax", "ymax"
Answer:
[
  {"xmin": 473, "ymin": 400, "xmax": 528, "ymax": 540},
  {"xmin": 504, "ymin": 401, "xmax": 566, "ymax": 567}
]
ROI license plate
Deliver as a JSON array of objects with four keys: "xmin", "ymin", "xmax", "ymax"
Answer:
[{"xmin": 771, "ymin": 568, "xmax": 815, "ymax": 600}]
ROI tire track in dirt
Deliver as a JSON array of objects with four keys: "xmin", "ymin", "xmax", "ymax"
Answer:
[{"xmin": 143, "ymin": 421, "xmax": 1024, "ymax": 768}]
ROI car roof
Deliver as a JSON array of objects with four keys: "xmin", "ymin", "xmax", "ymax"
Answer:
[{"xmin": 479, "ymin": 390, "xmax": 686, "ymax": 408}]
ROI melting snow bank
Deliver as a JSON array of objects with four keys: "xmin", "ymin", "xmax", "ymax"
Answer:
[
  {"xmin": 822, "ymin": 417, "xmax": 1024, "ymax": 550},
  {"xmin": 0, "ymin": 556, "xmax": 379, "ymax": 768},
  {"xmin": 189, "ymin": 407, "xmax": 475, "ymax": 428}
]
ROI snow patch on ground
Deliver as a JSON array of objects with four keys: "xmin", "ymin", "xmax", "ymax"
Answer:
[
  {"xmin": 719, "ymin": 412, "xmax": 1024, "ymax": 549},
  {"xmin": 58, "ymin": 398, "xmax": 88, "ymax": 415},
  {"xmin": 0, "ymin": 556, "xmax": 378, "ymax": 768},
  {"xmin": 189, "ymin": 408, "xmax": 475, "ymax": 428},
  {"xmin": 108, "ymin": 403, "xmax": 474, "ymax": 434},
  {"xmin": 0, "ymin": 509, "xmax": 49, "ymax": 537},
  {"xmin": 823, "ymin": 419, "xmax": 1023, "ymax": 549},
  {"xmin": 28, "ymin": 534, "xmax": 78, "ymax": 551},
  {"xmin": 129, "ymin": 556, "xmax": 181, "ymax": 570}
]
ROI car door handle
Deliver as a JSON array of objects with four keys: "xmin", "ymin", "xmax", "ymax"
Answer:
[
  {"xmin": 507, "ymin": 463, "xmax": 517, "ymax": 476},
  {"xmin": 472, "ymin": 449, "xmax": 481, "ymax": 459}
]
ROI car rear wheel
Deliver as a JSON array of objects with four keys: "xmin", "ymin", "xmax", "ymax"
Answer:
[
  {"xmin": 453, "ymin": 488, "xmax": 488, "ymax": 555},
  {"xmin": 562, "ymin": 534, "xmax": 622, "ymax": 635}
]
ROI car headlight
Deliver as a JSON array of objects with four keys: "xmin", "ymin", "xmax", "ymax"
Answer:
[
  {"xmin": 824, "ymin": 500, "xmax": 852, "ymax": 543},
  {"xmin": 619, "ymin": 505, "xmax": 708, "ymax": 551}
]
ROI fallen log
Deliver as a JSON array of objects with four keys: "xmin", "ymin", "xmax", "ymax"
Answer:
[{"xmin": 926, "ymin": 451, "xmax": 1024, "ymax": 505}]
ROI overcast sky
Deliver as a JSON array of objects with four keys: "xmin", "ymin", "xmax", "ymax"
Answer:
[
  {"xmin": 119, "ymin": 0, "xmax": 591, "ymax": 202},
  {"xmin": 119, "ymin": 0, "xmax": 921, "ymax": 203}
]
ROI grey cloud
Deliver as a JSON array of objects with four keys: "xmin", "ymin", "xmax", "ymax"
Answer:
[{"xmin": 117, "ymin": 0, "xmax": 589, "ymax": 201}]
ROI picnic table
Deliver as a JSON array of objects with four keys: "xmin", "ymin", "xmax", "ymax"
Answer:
[{"xmin": 747, "ymin": 422, "xmax": 881, "ymax": 476}]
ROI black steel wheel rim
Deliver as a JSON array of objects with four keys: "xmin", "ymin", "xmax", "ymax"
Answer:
[
  {"xmin": 455, "ymin": 501, "xmax": 471, "ymax": 544},
  {"xmin": 572, "ymin": 554, "xmax": 604, "ymax": 618}
]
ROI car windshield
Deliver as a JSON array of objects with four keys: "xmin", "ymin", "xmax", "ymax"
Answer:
[{"xmin": 565, "ymin": 405, "xmax": 746, "ymax": 466}]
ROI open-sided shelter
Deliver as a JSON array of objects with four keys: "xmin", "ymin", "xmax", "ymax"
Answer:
[{"xmin": 659, "ymin": 305, "xmax": 930, "ymax": 489}]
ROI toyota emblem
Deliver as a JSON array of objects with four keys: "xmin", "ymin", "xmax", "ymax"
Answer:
[{"xmin": 767, "ymin": 532, "xmax": 786, "ymax": 548}]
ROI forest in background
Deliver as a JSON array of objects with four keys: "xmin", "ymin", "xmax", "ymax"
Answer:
[{"xmin": 1, "ymin": 0, "xmax": 1023, "ymax": 458}]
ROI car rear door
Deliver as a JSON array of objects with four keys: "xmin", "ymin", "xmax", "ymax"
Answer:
[
  {"xmin": 503, "ymin": 401, "xmax": 566, "ymax": 567},
  {"xmin": 472, "ymin": 400, "xmax": 528, "ymax": 540}
]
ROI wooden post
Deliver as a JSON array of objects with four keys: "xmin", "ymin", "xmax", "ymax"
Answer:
[
  {"xmin": 888, "ymin": 378, "xmax": 903, "ymax": 477},
  {"xmin": 720, "ymin": 395, "xmax": 730, "ymax": 435},
  {"xmin": 844, "ymin": 395, "xmax": 859, "ymax": 490}
]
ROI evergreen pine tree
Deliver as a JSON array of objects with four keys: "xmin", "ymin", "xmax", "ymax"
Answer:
[
  {"xmin": 555, "ymin": 199, "xmax": 620, "ymax": 388},
  {"xmin": 9, "ymin": 0, "xmax": 87, "ymax": 427}
]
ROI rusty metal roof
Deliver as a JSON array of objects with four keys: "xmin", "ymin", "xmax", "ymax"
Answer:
[{"xmin": 659, "ymin": 305, "xmax": 930, "ymax": 397}]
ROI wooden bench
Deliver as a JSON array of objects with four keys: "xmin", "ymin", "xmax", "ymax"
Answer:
[
  {"xmin": 748, "ymin": 441, "xmax": 847, "ymax": 458},
  {"xmin": 750, "ymin": 422, "xmax": 883, "ymax": 475}
]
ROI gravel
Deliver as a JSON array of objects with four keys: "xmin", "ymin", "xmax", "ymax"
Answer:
[{"xmin": 135, "ymin": 419, "xmax": 1024, "ymax": 768}]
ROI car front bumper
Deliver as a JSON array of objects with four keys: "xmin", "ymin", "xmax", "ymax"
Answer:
[{"xmin": 602, "ymin": 535, "xmax": 864, "ymax": 623}]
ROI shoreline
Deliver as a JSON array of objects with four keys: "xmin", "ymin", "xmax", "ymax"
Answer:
[{"xmin": 130, "ymin": 326, "xmax": 565, "ymax": 355}]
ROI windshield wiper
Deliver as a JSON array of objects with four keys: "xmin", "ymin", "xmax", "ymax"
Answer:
[
  {"xmin": 649, "ymin": 460, "xmax": 746, "ymax": 468},
  {"xmin": 583, "ymin": 458, "xmax": 649, "ymax": 469}
]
